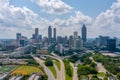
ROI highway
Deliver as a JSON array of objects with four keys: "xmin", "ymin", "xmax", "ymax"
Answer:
[
  {"xmin": 70, "ymin": 62, "xmax": 78, "ymax": 80},
  {"xmin": 43, "ymin": 53, "xmax": 66, "ymax": 80},
  {"xmin": 32, "ymin": 55, "xmax": 56, "ymax": 80}
]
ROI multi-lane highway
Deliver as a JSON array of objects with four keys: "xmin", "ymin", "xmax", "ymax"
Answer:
[{"xmin": 32, "ymin": 55, "xmax": 56, "ymax": 80}]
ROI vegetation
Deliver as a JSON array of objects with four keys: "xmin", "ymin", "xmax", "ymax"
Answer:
[
  {"xmin": 48, "ymin": 66, "xmax": 57, "ymax": 78},
  {"xmin": 68, "ymin": 55, "xmax": 80, "ymax": 63},
  {"xmin": 77, "ymin": 53, "xmax": 98, "ymax": 79},
  {"xmin": 63, "ymin": 59, "xmax": 73, "ymax": 80},
  {"xmin": 54, "ymin": 60, "xmax": 60, "ymax": 70},
  {"xmin": 97, "ymin": 72, "xmax": 106, "ymax": 77},
  {"xmin": 45, "ymin": 59, "xmax": 57, "ymax": 78},
  {"xmin": 25, "ymin": 59, "xmax": 39, "ymax": 66},
  {"xmin": 0, "ymin": 62, "xmax": 3, "ymax": 66},
  {"xmin": 77, "ymin": 64, "xmax": 98, "ymax": 76},
  {"xmin": 117, "ymin": 72, "xmax": 120, "ymax": 80},
  {"xmin": 0, "ymin": 65, "xmax": 16, "ymax": 73},
  {"xmin": 79, "ymin": 52, "xmax": 92, "ymax": 62},
  {"xmin": 11, "ymin": 66, "xmax": 43, "ymax": 76},
  {"xmin": 91, "ymin": 75, "xmax": 99, "ymax": 80},
  {"xmin": 93, "ymin": 53, "xmax": 120, "ymax": 75},
  {"xmin": 45, "ymin": 58, "xmax": 53, "ymax": 66},
  {"xmin": 10, "ymin": 55, "xmax": 33, "ymax": 59}
]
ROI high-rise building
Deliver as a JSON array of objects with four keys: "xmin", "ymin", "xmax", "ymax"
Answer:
[
  {"xmin": 16, "ymin": 33, "xmax": 22, "ymax": 46},
  {"xmin": 16, "ymin": 33, "xmax": 21, "ymax": 40},
  {"xmin": 53, "ymin": 28, "xmax": 56, "ymax": 42},
  {"xmin": 35, "ymin": 28, "xmax": 39, "ymax": 43},
  {"xmin": 38, "ymin": 35, "xmax": 42, "ymax": 42},
  {"xmin": 82, "ymin": 24, "xmax": 87, "ymax": 43},
  {"xmin": 57, "ymin": 36, "xmax": 62, "ymax": 43},
  {"xmin": 107, "ymin": 38, "xmax": 116, "ymax": 52},
  {"xmin": 73, "ymin": 31, "xmax": 78, "ymax": 39},
  {"xmin": 48, "ymin": 26, "xmax": 52, "ymax": 43},
  {"xmin": 55, "ymin": 43, "xmax": 63, "ymax": 53},
  {"xmin": 74, "ymin": 38, "xmax": 83, "ymax": 50},
  {"xmin": 98, "ymin": 36, "xmax": 109, "ymax": 46},
  {"xmin": 69, "ymin": 35, "xmax": 74, "ymax": 48}
]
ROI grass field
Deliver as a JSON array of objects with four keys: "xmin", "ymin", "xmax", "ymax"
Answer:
[
  {"xmin": 0, "ymin": 65, "xmax": 16, "ymax": 73},
  {"xmin": 54, "ymin": 60, "xmax": 60, "ymax": 70},
  {"xmin": 65, "ymin": 66, "xmax": 73, "ymax": 80},
  {"xmin": 11, "ymin": 66, "xmax": 43, "ymax": 76},
  {"xmin": 79, "ymin": 75, "xmax": 89, "ymax": 80},
  {"xmin": 97, "ymin": 72, "xmax": 106, "ymax": 77},
  {"xmin": 48, "ymin": 66, "xmax": 57, "ymax": 78}
]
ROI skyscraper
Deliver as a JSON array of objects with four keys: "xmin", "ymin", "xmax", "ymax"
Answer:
[
  {"xmin": 107, "ymin": 38, "xmax": 116, "ymax": 52},
  {"xmin": 53, "ymin": 28, "xmax": 56, "ymax": 42},
  {"xmin": 16, "ymin": 33, "xmax": 21, "ymax": 40},
  {"xmin": 74, "ymin": 38, "xmax": 83, "ymax": 50},
  {"xmin": 48, "ymin": 26, "xmax": 52, "ymax": 43},
  {"xmin": 69, "ymin": 35, "xmax": 74, "ymax": 49},
  {"xmin": 16, "ymin": 33, "xmax": 21, "ymax": 46},
  {"xmin": 35, "ymin": 28, "xmax": 39, "ymax": 43},
  {"xmin": 82, "ymin": 24, "xmax": 87, "ymax": 43},
  {"xmin": 73, "ymin": 31, "xmax": 78, "ymax": 39}
]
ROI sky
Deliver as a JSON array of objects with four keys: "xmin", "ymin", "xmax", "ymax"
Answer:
[{"xmin": 0, "ymin": 0, "xmax": 120, "ymax": 38}]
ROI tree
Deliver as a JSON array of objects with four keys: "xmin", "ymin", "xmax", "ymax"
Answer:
[
  {"xmin": 67, "ymin": 68, "xmax": 72, "ymax": 77},
  {"xmin": 91, "ymin": 75, "xmax": 99, "ymax": 80},
  {"xmin": 64, "ymin": 59, "xmax": 72, "ymax": 77},
  {"xmin": 45, "ymin": 59, "xmax": 53, "ymax": 66},
  {"xmin": 104, "ymin": 77, "xmax": 108, "ymax": 80},
  {"xmin": 117, "ymin": 72, "xmax": 120, "ymax": 79},
  {"xmin": 69, "ymin": 55, "xmax": 79, "ymax": 63},
  {"xmin": 83, "ymin": 58, "xmax": 92, "ymax": 64},
  {"xmin": 0, "ymin": 62, "xmax": 3, "ymax": 66},
  {"xmin": 89, "ymin": 67, "xmax": 98, "ymax": 74},
  {"xmin": 77, "ymin": 65, "xmax": 89, "ymax": 75},
  {"xmin": 90, "ymin": 62, "xmax": 97, "ymax": 68}
]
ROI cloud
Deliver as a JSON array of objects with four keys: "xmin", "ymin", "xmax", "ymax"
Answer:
[
  {"xmin": 0, "ymin": 0, "xmax": 42, "ymax": 38},
  {"xmin": 1, "ymin": 0, "xmax": 120, "ymax": 38},
  {"xmin": 89, "ymin": 0, "xmax": 120, "ymax": 37},
  {"xmin": 31, "ymin": 0, "xmax": 73, "ymax": 15},
  {"xmin": 46, "ymin": 11, "xmax": 92, "ymax": 37},
  {"xmin": 53, "ymin": 11, "xmax": 92, "ymax": 27}
]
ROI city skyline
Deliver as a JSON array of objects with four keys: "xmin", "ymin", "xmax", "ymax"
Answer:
[
  {"xmin": 0, "ymin": 0, "xmax": 120, "ymax": 39},
  {"xmin": 0, "ymin": 1, "xmax": 120, "ymax": 79}
]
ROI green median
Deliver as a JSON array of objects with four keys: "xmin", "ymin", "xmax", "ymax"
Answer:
[
  {"xmin": 54, "ymin": 60, "xmax": 60, "ymax": 70},
  {"xmin": 48, "ymin": 66, "xmax": 57, "ymax": 78},
  {"xmin": 45, "ymin": 58, "xmax": 57, "ymax": 78},
  {"xmin": 63, "ymin": 59, "xmax": 73, "ymax": 80}
]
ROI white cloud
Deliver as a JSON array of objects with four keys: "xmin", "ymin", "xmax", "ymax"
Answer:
[
  {"xmin": 1, "ymin": 0, "xmax": 120, "ymax": 38},
  {"xmin": 53, "ymin": 11, "xmax": 92, "ymax": 27},
  {"xmin": 0, "ymin": 0, "xmax": 45, "ymax": 38},
  {"xmin": 89, "ymin": 0, "xmax": 120, "ymax": 38},
  {"xmin": 31, "ymin": 0, "xmax": 73, "ymax": 15},
  {"xmin": 49, "ymin": 11, "xmax": 92, "ymax": 36}
]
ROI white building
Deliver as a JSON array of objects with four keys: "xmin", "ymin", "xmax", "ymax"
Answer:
[
  {"xmin": 74, "ymin": 38, "xmax": 83, "ymax": 50},
  {"xmin": 56, "ymin": 44, "xmax": 63, "ymax": 53}
]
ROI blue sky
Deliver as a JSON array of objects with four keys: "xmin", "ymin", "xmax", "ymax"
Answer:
[
  {"xmin": 0, "ymin": 0, "xmax": 120, "ymax": 38},
  {"xmin": 10, "ymin": 0, "xmax": 115, "ymax": 19}
]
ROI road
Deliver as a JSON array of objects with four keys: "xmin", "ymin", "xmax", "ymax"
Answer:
[
  {"xmin": 49, "ymin": 53, "xmax": 65, "ymax": 80},
  {"xmin": 32, "ymin": 55, "xmax": 56, "ymax": 80},
  {"xmin": 70, "ymin": 62, "xmax": 78, "ymax": 80},
  {"xmin": 53, "ymin": 63, "xmax": 61, "ymax": 80}
]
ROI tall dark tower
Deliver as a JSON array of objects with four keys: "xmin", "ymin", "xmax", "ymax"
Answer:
[
  {"xmin": 48, "ymin": 26, "xmax": 52, "ymax": 43},
  {"xmin": 35, "ymin": 28, "xmax": 39, "ymax": 43},
  {"xmin": 53, "ymin": 28, "xmax": 56, "ymax": 42},
  {"xmin": 82, "ymin": 24, "xmax": 87, "ymax": 43}
]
